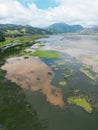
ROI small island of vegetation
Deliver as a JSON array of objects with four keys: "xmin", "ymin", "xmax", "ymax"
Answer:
[{"xmin": 68, "ymin": 96, "xmax": 92, "ymax": 113}]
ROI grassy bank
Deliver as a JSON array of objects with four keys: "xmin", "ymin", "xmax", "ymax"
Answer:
[
  {"xmin": 0, "ymin": 35, "xmax": 46, "ymax": 130},
  {"xmin": 0, "ymin": 35, "xmax": 47, "ymax": 48}
]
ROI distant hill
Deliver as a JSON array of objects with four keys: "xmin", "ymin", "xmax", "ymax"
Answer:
[
  {"xmin": 79, "ymin": 29, "xmax": 95, "ymax": 35},
  {"xmin": 91, "ymin": 26, "xmax": 98, "ymax": 32},
  {"xmin": 44, "ymin": 23, "xmax": 84, "ymax": 33},
  {"xmin": 79, "ymin": 26, "xmax": 98, "ymax": 35},
  {"xmin": 0, "ymin": 24, "xmax": 51, "ymax": 38}
]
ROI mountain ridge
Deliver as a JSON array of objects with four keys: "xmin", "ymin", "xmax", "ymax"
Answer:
[{"xmin": 0, "ymin": 23, "xmax": 98, "ymax": 37}]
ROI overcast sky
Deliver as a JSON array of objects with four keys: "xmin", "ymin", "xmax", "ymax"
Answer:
[{"xmin": 0, "ymin": 0, "xmax": 98, "ymax": 27}]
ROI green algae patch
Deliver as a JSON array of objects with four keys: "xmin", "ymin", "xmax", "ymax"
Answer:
[
  {"xmin": 94, "ymin": 58, "xmax": 98, "ymax": 62},
  {"xmin": 54, "ymin": 67, "xmax": 59, "ymax": 70},
  {"xmin": 84, "ymin": 56, "xmax": 93, "ymax": 59},
  {"xmin": 63, "ymin": 68, "xmax": 74, "ymax": 74},
  {"xmin": 58, "ymin": 62, "xmax": 65, "ymax": 66},
  {"xmin": 73, "ymin": 89, "xmax": 80, "ymax": 94},
  {"xmin": 32, "ymin": 50, "xmax": 59, "ymax": 58},
  {"xmin": 83, "ymin": 64, "xmax": 91, "ymax": 69},
  {"xmin": 51, "ymin": 64, "xmax": 59, "ymax": 70},
  {"xmin": 63, "ymin": 74, "xmax": 70, "ymax": 79},
  {"xmin": 80, "ymin": 68, "xmax": 96, "ymax": 80},
  {"xmin": 59, "ymin": 81, "xmax": 67, "ymax": 86},
  {"xmin": 68, "ymin": 96, "xmax": 93, "ymax": 113},
  {"xmin": 63, "ymin": 68, "xmax": 74, "ymax": 79},
  {"xmin": 96, "ymin": 74, "xmax": 98, "ymax": 79},
  {"xmin": 75, "ymin": 57, "xmax": 81, "ymax": 62},
  {"xmin": 51, "ymin": 65, "xmax": 57, "ymax": 68},
  {"xmin": 64, "ymin": 59, "xmax": 72, "ymax": 63}
]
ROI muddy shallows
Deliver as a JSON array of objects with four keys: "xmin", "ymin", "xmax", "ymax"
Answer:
[{"xmin": 1, "ymin": 57, "xmax": 65, "ymax": 108}]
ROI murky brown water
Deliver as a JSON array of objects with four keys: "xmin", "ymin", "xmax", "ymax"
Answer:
[{"xmin": 1, "ymin": 57, "xmax": 65, "ymax": 108}]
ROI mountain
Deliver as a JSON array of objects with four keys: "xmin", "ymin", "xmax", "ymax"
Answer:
[
  {"xmin": 44, "ymin": 23, "xmax": 84, "ymax": 33},
  {"xmin": 0, "ymin": 24, "xmax": 51, "ymax": 38}
]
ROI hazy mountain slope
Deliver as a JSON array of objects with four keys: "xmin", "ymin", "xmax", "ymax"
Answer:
[
  {"xmin": 79, "ymin": 26, "xmax": 98, "ymax": 35},
  {"xmin": 44, "ymin": 23, "xmax": 84, "ymax": 33},
  {"xmin": 0, "ymin": 24, "xmax": 51, "ymax": 37}
]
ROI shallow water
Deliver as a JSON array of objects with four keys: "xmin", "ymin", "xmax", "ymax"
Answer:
[{"xmin": 2, "ymin": 35, "xmax": 98, "ymax": 130}]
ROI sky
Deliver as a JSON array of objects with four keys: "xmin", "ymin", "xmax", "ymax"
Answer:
[{"xmin": 0, "ymin": 0, "xmax": 98, "ymax": 27}]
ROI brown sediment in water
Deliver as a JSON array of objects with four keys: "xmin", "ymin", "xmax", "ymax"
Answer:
[{"xmin": 1, "ymin": 57, "xmax": 65, "ymax": 108}]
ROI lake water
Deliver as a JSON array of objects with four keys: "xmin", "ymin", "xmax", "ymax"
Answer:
[{"xmin": 2, "ymin": 35, "xmax": 98, "ymax": 130}]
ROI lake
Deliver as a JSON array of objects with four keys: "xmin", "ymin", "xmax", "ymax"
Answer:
[{"xmin": 1, "ymin": 35, "xmax": 98, "ymax": 130}]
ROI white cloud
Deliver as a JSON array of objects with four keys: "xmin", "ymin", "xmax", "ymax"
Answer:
[
  {"xmin": 0, "ymin": 0, "xmax": 51, "ymax": 27},
  {"xmin": 0, "ymin": 0, "xmax": 98, "ymax": 27}
]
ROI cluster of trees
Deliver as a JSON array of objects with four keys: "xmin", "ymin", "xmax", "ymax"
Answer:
[{"xmin": 0, "ymin": 32, "xmax": 5, "ymax": 42}]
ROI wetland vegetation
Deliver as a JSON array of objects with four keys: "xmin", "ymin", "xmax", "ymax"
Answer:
[
  {"xmin": 68, "ymin": 96, "xmax": 92, "ymax": 113},
  {"xmin": 80, "ymin": 68, "xmax": 96, "ymax": 80},
  {"xmin": 20, "ymin": 49, "xmax": 59, "ymax": 58}
]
